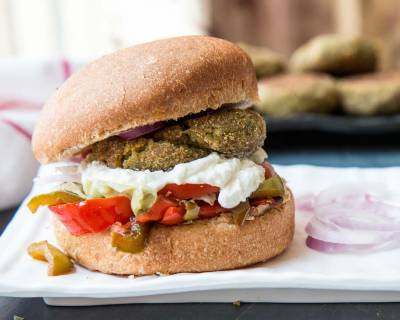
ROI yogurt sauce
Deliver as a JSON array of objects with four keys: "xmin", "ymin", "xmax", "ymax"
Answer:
[{"xmin": 81, "ymin": 150, "xmax": 266, "ymax": 212}]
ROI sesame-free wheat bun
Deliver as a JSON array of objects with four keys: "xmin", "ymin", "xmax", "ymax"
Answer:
[
  {"xmin": 32, "ymin": 36, "xmax": 258, "ymax": 164},
  {"xmin": 53, "ymin": 190, "xmax": 294, "ymax": 275}
]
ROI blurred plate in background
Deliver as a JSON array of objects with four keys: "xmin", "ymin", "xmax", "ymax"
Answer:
[{"xmin": 266, "ymin": 114, "xmax": 400, "ymax": 135}]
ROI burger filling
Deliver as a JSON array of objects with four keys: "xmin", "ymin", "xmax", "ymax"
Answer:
[
  {"xmin": 28, "ymin": 107, "xmax": 287, "ymax": 254},
  {"xmin": 86, "ymin": 108, "xmax": 266, "ymax": 171}
]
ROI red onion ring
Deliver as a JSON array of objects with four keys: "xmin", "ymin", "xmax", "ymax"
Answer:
[
  {"xmin": 117, "ymin": 122, "xmax": 165, "ymax": 140},
  {"xmin": 305, "ymin": 216, "xmax": 395, "ymax": 245},
  {"xmin": 302, "ymin": 183, "xmax": 400, "ymax": 253},
  {"xmin": 305, "ymin": 236, "xmax": 396, "ymax": 253}
]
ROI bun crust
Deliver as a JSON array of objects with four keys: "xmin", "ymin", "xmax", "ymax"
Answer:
[
  {"xmin": 53, "ymin": 190, "xmax": 294, "ymax": 275},
  {"xmin": 32, "ymin": 36, "xmax": 258, "ymax": 163}
]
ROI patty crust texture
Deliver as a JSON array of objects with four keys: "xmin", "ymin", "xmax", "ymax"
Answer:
[
  {"xmin": 154, "ymin": 108, "xmax": 266, "ymax": 157},
  {"xmin": 88, "ymin": 137, "xmax": 209, "ymax": 172},
  {"xmin": 88, "ymin": 108, "xmax": 266, "ymax": 171}
]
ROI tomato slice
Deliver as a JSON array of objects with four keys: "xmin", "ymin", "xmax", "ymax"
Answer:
[
  {"xmin": 136, "ymin": 196, "xmax": 177, "ymax": 224},
  {"xmin": 159, "ymin": 206, "xmax": 186, "ymax": 225},
  {"xmin": 198, "ymin": 202, "xmax": 229, "ymax": 218},
  {"xmin": 49, "ymin": 196, "xmax": 132, "ymax": 236},
  {"xmin": 158, "ymin": 183, "xmax": 219, "ymax": 200}
]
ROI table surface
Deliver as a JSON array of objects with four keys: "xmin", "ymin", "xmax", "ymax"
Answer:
[{"xmin": 2, "ymin": 131, "xmax": 400, "ymax": 319}]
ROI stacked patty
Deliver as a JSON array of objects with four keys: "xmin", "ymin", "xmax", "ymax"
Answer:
[
  {"xmin": 88, "ymin": 108, "xmax": 266, "ymax": 171},
  {"xmin": 256, "ymin": 73, "xmax": 338, "ymax": 117},
  {"xmin": 289, "ymin": 34, "xmax": 377, "ymax": 76},
  {"xmin": 338, "ymin": 71, "xmax": 400, "ymax": 116}
]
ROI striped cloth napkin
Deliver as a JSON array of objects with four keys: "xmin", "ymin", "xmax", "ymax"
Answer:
[{"xmin": 0, "ymin": 58, "xmax": 81, "ymax": 209}]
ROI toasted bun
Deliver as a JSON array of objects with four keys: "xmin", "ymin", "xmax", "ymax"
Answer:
[
  {"xmin": 32, "ymin": 36, "xmax": 258, "ymax": 164},
  {"xmin": 53, "ymin": 190, "xmax": 294, "ymax": 275}
]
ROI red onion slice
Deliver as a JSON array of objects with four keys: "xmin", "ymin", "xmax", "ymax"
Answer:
[
  {"xmin": 118, "ymin": 122, "xmax": 165, "ymax": 140},
  {"xmin": 305, "ymin": 217, "xmax": 396, "ymax": 245},
  {"xmin": 313, "ymin": 183, "xmax": 390, "ymax": 211},
  {"xmin": 303, "ymin": 182, "xmax": 400, "ymax": 253},
  {"xmin": 305, "ymin": 236, "xmax": 397, "ymax": 253}
]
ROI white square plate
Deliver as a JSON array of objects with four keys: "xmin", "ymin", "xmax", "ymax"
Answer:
[{"xmin": 1, "ymin": 165, "xmax": 400, "ymax": 305}]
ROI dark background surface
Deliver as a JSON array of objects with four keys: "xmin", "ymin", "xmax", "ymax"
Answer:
[
  {"xmin": 1, "ymin": 131, "xmax": 400, "ymax": 320},
  {"xmin": 267, "ymin": 114, "xmax": 400, "ymax": 136}
]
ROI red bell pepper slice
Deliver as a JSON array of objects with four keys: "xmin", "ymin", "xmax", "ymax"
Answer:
[
  {"xmin": 135, "ymin": 196, "xmax": 178, "ymax": 224},
  {"xmin": 198, "ymin": 202, "xmax": 229, "ymax": 219},
  {"xmin": 159, "ymin": 206, "xmax": 186, "ymax": 225},
  {"xmin": 49, "ymin": 196, "xmax": 132, "ymax": 235},
  {"xmin": 158, "ymin": 183, "xmax": 219, "ymax": 200}
]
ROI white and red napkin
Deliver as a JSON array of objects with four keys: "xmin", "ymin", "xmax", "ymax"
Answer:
[{"xmin": 0, "ymin": 58, "xmax": 81, "ymax": 209}]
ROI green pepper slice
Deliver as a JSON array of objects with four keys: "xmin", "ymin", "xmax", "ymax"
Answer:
[
  {"xmin": 111, "ymin": 224, "xmax": 149, "ymax": 254},
  {"xmin": 27, "ymin": 240, "xmax": 74, "ymax": 276},
  {"xmin": 27, "ymin": 191, "xmax": 84, "ymax": 213},
  {"xmin": 232, "ymin": 200, "xmax": 250, "ymax": 226},
  {"xmin": 251, "ymin": 175, "xmax": 285, "ymax": 199}
]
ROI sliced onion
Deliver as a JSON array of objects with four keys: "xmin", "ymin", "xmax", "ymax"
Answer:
[
  {"xmin": 34, "ymin": 173, "xmax": 81, "ymax": 185},
  {"xmin": 304, "ymin": 182, "xmax": 400, "ymax": 253},
  {"xmin": 305, "ymin": 236, "xmax": 395, "ymax": 253},
  {"xmin": 54, "ymin": 164, "xmax": 79, "ymax": 174},
  {"xmin": 313, "ymin": 183, "xmax": 390, "ymax": 210},
  {"xmin": 35, "ymin": 163, "xmax": 81, "ymax": 185},
  {"xmin": 193, "ymin": 193, "xmax": 217, "ymax": 205},
  {"xmin": 118, "ymin": 122, "xmax": 165, "ymax": 140},
  {"xmin": 305, "ymin": 217, "xmax": 396, "ymax": 245}
]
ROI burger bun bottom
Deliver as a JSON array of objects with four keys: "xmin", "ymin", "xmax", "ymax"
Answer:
[{"xmin": 53, "ymin": 189, "xmax": 295, "ymax": 275}]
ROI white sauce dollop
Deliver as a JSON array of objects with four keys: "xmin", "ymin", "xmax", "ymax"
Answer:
[{"xmin": 81, "ymin": 152, "xmax": 265, "ymax": 210}]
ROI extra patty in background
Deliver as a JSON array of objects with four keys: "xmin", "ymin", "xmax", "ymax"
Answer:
[
  {"xmin": 256, "ymin": 73, "xmax": 338, "ymax": 117},
  {"xmin": 338, "ymin": 71, "xmax": 400, "ymax": 116},
  {"xmin": 289, "ymin": 34, "xmax": 378, "ymax": 76}
]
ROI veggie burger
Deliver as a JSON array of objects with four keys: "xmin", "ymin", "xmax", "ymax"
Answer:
[{"xmin": 29, "ymin": 36, "xmax": 295, "ymax": 275}]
